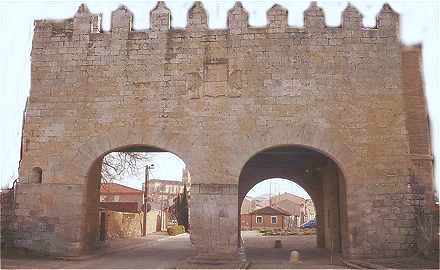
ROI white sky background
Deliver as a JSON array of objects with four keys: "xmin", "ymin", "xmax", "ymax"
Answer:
[
  {"xmin": 0, "ymin": 0, "xmax": 439, "ymax": 198},
  {"xmin": 246, "ymin": 178, "xmax": 311, "ymax": 199},
  {"xmin": 114, "ymin": 152, "xmax": 186, "ymax": 190}
]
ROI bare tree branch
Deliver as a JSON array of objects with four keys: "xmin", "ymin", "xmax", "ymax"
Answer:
[{"xmin": 101, "ymin": 152, "xmax": 152, "ymax": 183}]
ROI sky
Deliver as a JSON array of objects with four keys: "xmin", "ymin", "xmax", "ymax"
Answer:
[
  {"xmin": 247, "ymin": 178, "xmax": 311, "ymax": 199},
  {"xmin": 0, "ymin": 0, "xmax": 439, "ymax": 197},
  {"xmin": 114, "ymin": 152, "xmax": 186, "ymax": 190}
]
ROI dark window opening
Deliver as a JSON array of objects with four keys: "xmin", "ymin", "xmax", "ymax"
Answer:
[{"xmin": 31, "ymin": 167, "xmax": 42, "ymax": 184}]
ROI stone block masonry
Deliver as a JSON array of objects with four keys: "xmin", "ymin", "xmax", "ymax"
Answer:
[{"xmin": 14, "ymin": 0, "xmax": 434, "ymax": 260}]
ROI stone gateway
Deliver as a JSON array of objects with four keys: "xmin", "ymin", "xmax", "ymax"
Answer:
[{"xmin": 14, "ymin": 1, "xmax": 436, "ymax": 261}]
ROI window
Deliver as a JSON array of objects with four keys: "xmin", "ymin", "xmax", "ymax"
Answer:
[
  {"xmin": 271, "ymin": 216, "xmax": 277, "ymax": 224},
  {"xmin": 31, "ymin": 167, "xmax": 42, "ymax": 184},
  {"xmin": 113, "ymin": 195, "xmax": 120, "ymax": 202},
  {"xmin": 256, "ymin": 216, "xmax": 263, "ymax": 224}
]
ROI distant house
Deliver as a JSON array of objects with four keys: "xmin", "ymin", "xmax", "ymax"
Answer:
[
  {"xmin": 271, "ymin": 192, "xmax": 305, "ymax": 206},
  {"xmin": 241, "ymin": 197, "xmax": 256, "ymax": 214},
  {"xmin": 100, "ymin": 183, "xmax": 143, "ymax": 207},
  {"xmin": 146, "ymin": 179, "xmax": 186, "ymax": 208},
  {"xmin": 275, "ymin": 199, "xmax": 304, "ymax": 228},
  {"xmin": 99, "ymin": 180, "xmax": 192, "ymax": 236},
  {"xmin": 241, "ymin": 206, "xmax": 291, "ymax": 230},
  {"xmin": 100, "ymin": 181, "xmax": 186, "ymax": 211},
  {"xmin": 98, "ymin": 183, "xmax": 164, "ymax": 239},
  {"xmin": 271, "ymin": 193, "xmax": 315, "ymax": 226},
  {"xmin": 144, "ymin": 168, "xmax": 191, "ymax": 211},
  {"xmin": 240, "ymin": 192, "xmax": 316, "ymax": 229},
  {"xmin": 146, "ymin": 168, "xmax": 191, "ymax": 199}
]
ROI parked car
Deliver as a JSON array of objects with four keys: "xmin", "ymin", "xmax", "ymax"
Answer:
[{"xmin": 300, "ymin": 219, "xmax": 316, "ymax": 229}]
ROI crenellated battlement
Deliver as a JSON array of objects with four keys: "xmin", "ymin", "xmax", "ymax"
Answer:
[{"xmin": 33, "ymin": 1, "xmax": 400, "ymax": 41}]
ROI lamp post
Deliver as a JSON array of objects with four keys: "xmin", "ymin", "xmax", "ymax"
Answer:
[{"xmin": 143, "ymin": 164, "xmax": 154, "ymax": 236}]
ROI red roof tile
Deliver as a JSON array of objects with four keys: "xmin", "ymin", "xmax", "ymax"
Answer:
[
  {"xmin": 100, "ymin": 183, "xmax": 142, "ymax": 195},
  {"xmin": 249, "ymin": 206, "xmax": 291, "ymax": 216}
]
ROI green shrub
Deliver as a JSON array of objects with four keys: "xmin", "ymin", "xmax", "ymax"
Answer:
[{"xmin": 167, "ymin": 225, "xmax": 185, "ymax": 236}]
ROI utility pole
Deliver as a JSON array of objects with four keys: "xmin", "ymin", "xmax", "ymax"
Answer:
[
  {"xmin": 143, "ymin": 164, "xmax": 154, "ymax": 236},
  {"xmin": 160, "ymin": 185, "xmax": 164, "ymax": 231},
  {"xmin": 269, "ymin": 181, "xmax": 272, "ymax": 207}
]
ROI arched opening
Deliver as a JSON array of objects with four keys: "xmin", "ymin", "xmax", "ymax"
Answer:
[
  {"xmin": 240, "ymin": 178, "xmax": 317, "ymax": 260},
  {"xmin": 84, "ymin": 144, "xmax": 192, "ymax": 253},
  {"xmin": 238, "ymin": 145, "xmax": 348, "ymax": 265}
]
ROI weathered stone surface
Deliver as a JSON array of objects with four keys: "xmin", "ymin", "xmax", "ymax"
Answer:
[{"xmin": 14, "ymin": 1, "xmax": 434, "ymax": 260}]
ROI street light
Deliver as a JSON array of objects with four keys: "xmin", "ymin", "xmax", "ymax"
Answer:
[{"xmin": 143, "ymin": 163, "xmax": 154, "ymax": 236}]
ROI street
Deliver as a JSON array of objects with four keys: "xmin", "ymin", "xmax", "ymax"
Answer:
[
  {"xmin": 242, "ymin": 231, "xmax": 346, "ymax": 269},
  {"xmin": 2, "ymin": 233, "xmax": 195, "ymax": 269},
  {"xmin": 2, "ymin": 231, "xmax": 346, "ymax": 269}
]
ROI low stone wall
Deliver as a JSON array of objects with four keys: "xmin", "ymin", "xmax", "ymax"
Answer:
[
  {"xmin": 102, "ymin": 209, "xmax": 164, "ymax": 240},
  {"xmin": 104, "ymin": 210, "xmax": 142, "ymax": 239}
]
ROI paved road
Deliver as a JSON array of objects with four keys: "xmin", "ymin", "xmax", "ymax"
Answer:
[
  {"xmin": 2, "ymin": 232, "xmax": 346, "ymax": 269},
  {"xmin": 75, "ymin": 234, "xmax": 195, "ymax": 269},
  {"xmin": 2, "ymin": 233, "xmax": 195, "ymax": 269},
  {"xmin": 242, "ymin": 231, "xmax": 347, "ymax": 269},
  {"xmin": 4, "ymin": 231, "xmax": 434, "ymax": 269}
]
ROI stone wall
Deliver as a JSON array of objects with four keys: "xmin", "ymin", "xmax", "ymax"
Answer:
[
  {"xmin": 104, "ymin": 209, "xmax": 165, "ymax": 237},
  {"xmin": 101, "ymin": 210, "xmax": 143, "ymax": 239},
  {"xmin": 1, "ymin": 189, "xmax": 15, "ymax": 248},
  {"xmin": 321, "ymin": 163, "xmax": 342, "ymax": 252},
  {"xmin": 13, "ymin": 183, "xmax": 85, "ymax": 255},
  {"xmin": 14, "ymin": 1, "xmax": 434, "ymax": 260}
]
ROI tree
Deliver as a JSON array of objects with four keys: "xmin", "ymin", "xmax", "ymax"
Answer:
[
  {"xmin": 101, "ymin": 152, "xmax": 151, "ymax": 183},
  {"xmin": 176, "ymin": 184, "xmax": 189, "ymax": 231}
]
